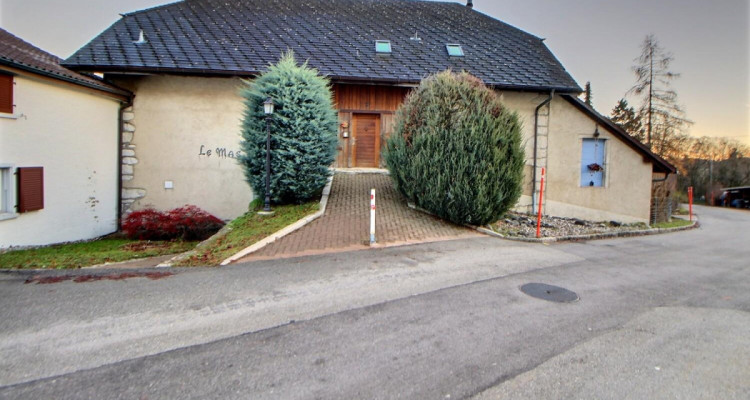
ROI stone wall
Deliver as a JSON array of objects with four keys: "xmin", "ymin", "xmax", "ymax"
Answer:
[{"xmin": 120, "ymin": 106, "xmax": 145, "ymax": 214}]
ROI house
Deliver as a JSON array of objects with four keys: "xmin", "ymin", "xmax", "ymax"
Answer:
[
  {"xmin": 64, "ymin": 0, "xmax": 675, "ymax": 224},
  {"xmin": 0, "ymin": 28, "xmax": 130, "ymax": 248}
]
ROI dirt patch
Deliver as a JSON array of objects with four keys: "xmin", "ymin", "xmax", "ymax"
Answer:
[
  {"xmin": 119, "ymin": 241, "xmax": 174, "ymax": 252},
  {"xmin": 24, "ymin": 271, "xmax": 173, "ymax": 285}
]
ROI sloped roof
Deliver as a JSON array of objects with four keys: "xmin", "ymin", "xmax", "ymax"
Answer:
[
  {"xmin": 0, "ymin": 28, "xmax": 129, "ymax": 97},
  {"xmin": 561, "ymin": 94, "xmax": 677, "ymax": 174},
  {"xmin": 64, "ymin": 0, "xmax": 580, "ymax": 92}
]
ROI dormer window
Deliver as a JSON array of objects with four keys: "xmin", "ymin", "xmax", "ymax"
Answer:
[
  {"xmin": 446, "ymin": 44, "xmax": 464, "ymax": 57},
  {"xmin": 375, "ymin": 40, "xmax": 392, "ymax": 54}
]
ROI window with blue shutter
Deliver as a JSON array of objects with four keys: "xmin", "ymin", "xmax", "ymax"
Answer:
[{"xmin": 581, "ymin": 138, "xmax": 605, "ymax": 187}]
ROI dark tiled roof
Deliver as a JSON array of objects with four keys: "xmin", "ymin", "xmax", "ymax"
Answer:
[
  {"xmin": 561, "ymin": 94, "xmax": 676, "ymax": 174},
  {"xmin": 64, "ymin": 0, "xmax": 580, "ymax": 92},
  {"xmin": 0, "ymin": 28, "xmax": 129, "ymax": 96}
]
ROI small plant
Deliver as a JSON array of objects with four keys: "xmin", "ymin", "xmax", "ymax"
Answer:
[
  {"xmin": 122, "ymin": 205, "xmax": 224, "ymax": 241},
  {"xmin": 587, "ymin": 163, "xmax": 604, "ymax": 172},
  {"xmin": 166, "ymin": 205, "xmax": 225, "ymax": 241}
]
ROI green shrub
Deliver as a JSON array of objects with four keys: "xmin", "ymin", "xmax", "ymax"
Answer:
[
  {"xmin": 384, "ymin": 71, "xmax": 525, "ymax": 225},
  {"xmin": 238, "ymin": 52, "xmax": 338, "ymax": 204}
]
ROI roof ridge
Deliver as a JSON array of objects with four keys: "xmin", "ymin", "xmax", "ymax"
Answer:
[{"xmin": 122, "ymin": 0, "xmax": 186, "ymax": 17}]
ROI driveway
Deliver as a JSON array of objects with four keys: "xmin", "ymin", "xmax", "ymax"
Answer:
[
  {"xmin": 238, "ymin": 172, "xmax": 479, "ymax": 261},
  {"xmin": 0, "ymin": 205, "xmax": 747, "ymax": 399}
]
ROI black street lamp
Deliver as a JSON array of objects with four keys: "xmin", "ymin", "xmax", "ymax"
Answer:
[{"xmin": 261, "ymin": 97, "xmax": 274, "ymax": 214}]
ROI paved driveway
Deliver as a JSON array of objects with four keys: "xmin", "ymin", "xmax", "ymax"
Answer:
[{"xmin": 238, "ymin": 172, "xmax": 479, "ymax": 261}]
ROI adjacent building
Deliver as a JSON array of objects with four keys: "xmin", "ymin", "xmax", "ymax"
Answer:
[{"xmin": 0, "ymin": 28, "xmax": 130, "ymax": 248}]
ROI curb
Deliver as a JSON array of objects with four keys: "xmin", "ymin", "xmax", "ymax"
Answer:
[
  {"xmin": 474, "ymin": 217, "xmax": 699, "ymax": 243},
  {"xmin": 218, "ymin": 175, "xmax": 334, "ymax": 265}
]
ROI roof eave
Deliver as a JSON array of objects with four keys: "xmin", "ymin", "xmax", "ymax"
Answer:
[
  {"xmin": 65, "ymin": 64, "xmax": 581, "ymax": 93},
  {"xmin": 1, "ymin": 59, "xmax": 132, "ymax": 99}
]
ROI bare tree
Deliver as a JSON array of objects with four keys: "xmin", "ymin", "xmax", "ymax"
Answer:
[{"xmin": 628, "ymin": 35, "xmax": 691, "ymax": 151}]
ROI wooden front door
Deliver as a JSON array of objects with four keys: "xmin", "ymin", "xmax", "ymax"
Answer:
[{"xmin": 352, "ymin": 113, "xmax": 380, "ymax": 167}]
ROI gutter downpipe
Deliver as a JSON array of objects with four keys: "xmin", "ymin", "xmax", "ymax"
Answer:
[
  {"xmin": 117, "ymin": 97, "xmax": 133, "ymax": 231},
  {"xmin": 532, "ymin": 90, "xmax": 554, "ymax": 214}
]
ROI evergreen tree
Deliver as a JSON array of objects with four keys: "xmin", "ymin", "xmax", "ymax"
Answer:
[
  {"xmin": 628, "ymin": 35, "xmax": 691, "ymax": 150},
  {"xmin": 583, "ymin": 81, "xmax": 593, "ymax": 107},
  {"xmin": 238, "ymin": 52, "xmax": 338, "ymax": 204},
  {"xmin": 384, "ymin": 71, "xmax": 525, "ymax": 225},
  {"xmin": 610, "ymin": 98, "xmax": 644, "ymax": 141}
]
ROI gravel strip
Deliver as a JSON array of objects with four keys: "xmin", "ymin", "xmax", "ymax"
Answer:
[{"xmin": 490, "ymin": 212, "xmax": 649, "ymax": 238}]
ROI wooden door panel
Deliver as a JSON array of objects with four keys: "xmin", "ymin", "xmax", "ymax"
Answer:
[{"xmin": 353, "ymin": 114, "xmax": 380, "ymax": 167}]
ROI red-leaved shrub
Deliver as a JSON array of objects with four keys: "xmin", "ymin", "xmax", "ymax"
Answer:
[
  {"xmin": 122, "ymin": 205, "xmax": 224, "ymax": 241},
  {"xmin": 166, "ymin": 205, "xmax": 225, "ymax": 241}
]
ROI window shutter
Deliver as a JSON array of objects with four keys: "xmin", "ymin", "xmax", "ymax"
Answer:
[
  {"xmin": 0, "ymin": 74, "xmax": 13, "ymax": 114},
  {"xmin": 17, "ymin": 167, "xmax": 44, "ymax": 213}
]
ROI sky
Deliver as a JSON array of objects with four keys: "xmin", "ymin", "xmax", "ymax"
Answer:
[{"xmin": 2, "ymin": 0, "xmax": 748, "ymax": 145}]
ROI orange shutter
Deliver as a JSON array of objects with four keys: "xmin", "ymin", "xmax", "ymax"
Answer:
[
  {"xmin": 0, "ymin": 74, "xmax": 13, "ymax": 114},
  {"xmin": 17, "ymin": 167, "xmax": 44, "ymax": 213}
]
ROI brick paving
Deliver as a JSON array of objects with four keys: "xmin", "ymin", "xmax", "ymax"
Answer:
[{"xmin": 238, "ymin": 172, "xmax": 480, "ymax": 262}]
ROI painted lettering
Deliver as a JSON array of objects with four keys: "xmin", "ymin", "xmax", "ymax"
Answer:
[{"xmin": 197, "ymin": 145, "xmax": 242, "ymax": 159}]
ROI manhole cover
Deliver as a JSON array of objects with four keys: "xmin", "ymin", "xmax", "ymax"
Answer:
[{"xmin": 520, "ymin": 283, "xmax": 579, "ymax": 303}]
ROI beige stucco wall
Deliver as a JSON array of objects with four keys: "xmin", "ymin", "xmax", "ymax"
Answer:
[
  {"xmin": 543, "ymin": 97, "xmax": 653, "ymax": 222},
  {"xmin": 113, "ymin": 76, "xmax": 652, "ymax": 224},
  {"xmin": 0, "ymin": 74, "xmax": 120, "ymax": 248},
  {"xmin": 497, "ymin": 92, "xmax": 652, "ymax": 223},
  {"xmin": 115, "ymin": 75, "xmax": 253, "ymax": 220}
]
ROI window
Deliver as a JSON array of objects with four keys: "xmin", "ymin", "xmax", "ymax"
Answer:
[
  {"xmin": 375, "ymin": 40, "xmax": 392, "ymax": 54},
  {"xmin": 16, "ymin": 167, "xmax": 44, "ymax": 213},
  {"xmin": 446, "ymin": 44, "xmax": 464, "ymax": 57},
  {"xmin": 0, "ymin": 166, "xmax": 13, "ymax": 216},
  {"xmin": 581, "ymin": 138, "xmax": 606, "ymax": 187},
  {"xmin": 0, "ymin": 74, "xmax": 13, "ymax": 114}
]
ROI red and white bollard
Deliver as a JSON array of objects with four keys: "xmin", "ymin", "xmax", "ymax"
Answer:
[
  {"xmin": 688, "ymin": 186, "xmax": 693, "ymax": 221},
  {"xmin": 536, "ymin": 167, "xmax": 546, "ymax": 238},
  {"xmin": 370, "ymin": 188, "xmax": 376, "ymax": 245}
]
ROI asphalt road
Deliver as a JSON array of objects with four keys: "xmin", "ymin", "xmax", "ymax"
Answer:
[{"xmin": 0, "ymin": 205, "xmax": 748, "ymax": 399}]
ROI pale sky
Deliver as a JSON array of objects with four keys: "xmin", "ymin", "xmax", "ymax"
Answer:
[{"xmin": 2, "ymin": 0, "xmax": 748, "ymax": 145}]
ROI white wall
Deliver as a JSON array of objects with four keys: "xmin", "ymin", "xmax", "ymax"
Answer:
[
  {"xmin": 0, "ymin": 74, "xmax": 121, "ymax": 248},
  {"xmin": 115, "ymin": 75, "xmax": 253, "ymax": 220}
]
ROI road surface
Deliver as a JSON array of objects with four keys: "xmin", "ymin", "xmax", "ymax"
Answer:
[{"xmin": 0, "ymin": 205, "xmax": 747, "ymax": 399}]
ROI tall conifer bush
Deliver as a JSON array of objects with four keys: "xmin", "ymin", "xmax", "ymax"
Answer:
[
  {"xmin": 385, "ymin": 71, "xmax": 524, "ymax": 225},
  {"xmin": 239, "ymin": 52, "xmax": 338, "ymax": 204}
]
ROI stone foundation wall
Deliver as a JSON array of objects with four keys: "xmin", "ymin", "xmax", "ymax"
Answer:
[{"xmin": 120, "ymin": 106, "xmax": 145, "ymax": 214}]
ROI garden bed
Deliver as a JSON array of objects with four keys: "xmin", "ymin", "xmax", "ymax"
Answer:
[
  {"xmin": 487, "ymin": 212, "xmax": 690, "ymax": 239},
  {"xmin": 174, "ymin": 201, "xmax": 320, "ymax": 266},
  {"xmin": 0, "ymin": 238, "xmax": 196, "ymax": 270}
]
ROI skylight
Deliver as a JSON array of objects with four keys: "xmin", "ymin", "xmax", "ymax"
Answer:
[
  {"xmin": 375, "ymin": 40, "xmax": 392, "ymax": 54},
  {"xmin": 446, "ymin": 44, "xmax": 464, "ymax": 57}
]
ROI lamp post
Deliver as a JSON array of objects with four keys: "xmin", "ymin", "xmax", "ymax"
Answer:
[{"xmin": 261, "ymin": 97, "xmax": 274, "ymax": 214}]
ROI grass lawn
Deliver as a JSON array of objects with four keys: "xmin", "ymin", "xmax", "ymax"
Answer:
[
  {"xmin": 653, "ymin": 218, "xmax": 693, "ymax": 229},
  {"xmin": 176, "ymin": 201, "xmax": 319, "ymax": 266},
  {"xmin": 0, "ymin": 239, "xmax": 196, "ymax": 270}
]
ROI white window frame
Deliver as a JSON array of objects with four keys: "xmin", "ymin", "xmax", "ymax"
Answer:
[{"xmin": 0, "ymin": 164, "xmax": 17, "ymax": 220}]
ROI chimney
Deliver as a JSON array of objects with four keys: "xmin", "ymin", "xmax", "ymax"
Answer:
[{"xmin": 467, "ymin": 0, "xmax": 473, "ymax": 8}]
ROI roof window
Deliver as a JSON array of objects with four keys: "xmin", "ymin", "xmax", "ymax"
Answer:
[
  {"xmin": 375, "ymin": 40, "xmax": 392, "ymax": 54},
  {"xmin": 446, "ymin": 44, "xmax": 464, "ymax": 57}
]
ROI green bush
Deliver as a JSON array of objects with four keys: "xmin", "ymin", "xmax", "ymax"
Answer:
[
  {"xmin": 239, "ymin": 52, "xmax": 338, "ymax": 204},
  {"xmin": 384, "ymin": 71, "xmax": 525, "ymax": 225}
]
